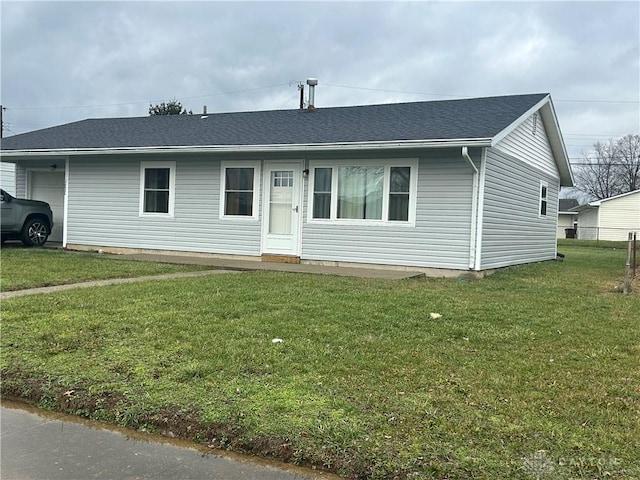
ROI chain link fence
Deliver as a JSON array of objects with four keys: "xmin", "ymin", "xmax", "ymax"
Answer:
[{"xmin": 560, "ymin": 226, "xmax": 639, "ymax": 242}]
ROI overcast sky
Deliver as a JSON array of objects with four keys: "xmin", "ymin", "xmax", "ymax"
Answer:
[{"xmin": 1, "ymin": 0, "xmax": 638, "ymax": 162}]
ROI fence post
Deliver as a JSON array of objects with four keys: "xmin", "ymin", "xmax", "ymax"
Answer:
[
  {"xmin": 623, "ymin": 232, "xmax": 632, "ymax": 294},
  {"xmin": 634, "ymin": 233, "xmax": 637, "ymax": 279}
]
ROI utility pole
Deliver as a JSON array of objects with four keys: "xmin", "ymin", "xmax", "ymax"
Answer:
[{"xmin": 0, "ymin": 104, "xmax": 4, "ymax": 139}]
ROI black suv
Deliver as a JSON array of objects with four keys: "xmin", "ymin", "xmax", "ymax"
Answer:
[{"xmin": 1, "ymin": 189, "xmax": 54, "ymax": 246}]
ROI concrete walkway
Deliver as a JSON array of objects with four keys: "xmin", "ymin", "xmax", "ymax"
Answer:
[
  {"xmin": 0, "ymin": 270, "xmax": 240, "ymax": 300},
  {"xmin": 1, "ymin": 401, "xmax": 339, "ymax": 480},
  {"xmin": 118, "ymin": 252, "xmax": 426, "ymax": 279},
  {"xmin": 1, "ymin": 250, "xmax": 425, "ymax": 300}
]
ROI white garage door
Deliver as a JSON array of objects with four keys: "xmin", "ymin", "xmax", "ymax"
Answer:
[{"xmin": 30, "ymin": 171, "xmax": 64, "ymax": 243}]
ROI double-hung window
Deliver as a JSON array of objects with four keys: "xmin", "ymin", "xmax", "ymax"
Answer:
[
  {"xmin": 309, "ymin": 160, "xmax": 417, "ymax": 224},
  {"xmin": 539, "ymin": 181, "xmax": 548, "ymax": 216},
  {"xmin": 220, "ymin": 162, "xmax": 260, "ymax": 220},
  {"xmin": 140, "ymin": 162, "xmax": 175, "ymax": 216},
  {"xmin": 388, "ymin": 166, "xmax": 411, "ymax": 221},
  {"xmin": 313, "ymin": 168, "xmax": 332, "ymax": 219}
]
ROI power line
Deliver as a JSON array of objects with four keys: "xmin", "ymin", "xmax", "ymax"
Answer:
[
  {"xmin": 5, "ymin": 80, "xmax": 639, "ymax": 112},
  {"xmin": 570, "ymin": 163, "xmax": 638, "ymax": 166},
  {"xmin": 322, "ymin": 83, "xmax": 640, "ymax": 104},
  {"xmin": 322, "ymin": 83, "xmax": 461, "ymax": 99},
  {"xmin": 5, "ymin": 82, "xmax": 299, "ymax": 111}
]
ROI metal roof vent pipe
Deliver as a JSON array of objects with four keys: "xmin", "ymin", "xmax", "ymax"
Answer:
[
  {"xmin": 306, "ymin": 78, "xmax": 318, "ymax": 111},
  {"xmin": 201, "ymin": 105, "xmax": 208, "ymax": 119}
]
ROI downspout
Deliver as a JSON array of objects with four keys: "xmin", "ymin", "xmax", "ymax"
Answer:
[
  {"xmin": 63, "ymin": 156, "xmax": 69, "ymax": 248},
  {"xmin": 462, "ymin": 147, "xmax": 479, "ymax": 270}
]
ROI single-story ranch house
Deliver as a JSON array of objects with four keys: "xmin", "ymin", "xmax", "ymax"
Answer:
[{"xmin": 0, "ymin": 92, "xmax": 574, "ymax": 274}]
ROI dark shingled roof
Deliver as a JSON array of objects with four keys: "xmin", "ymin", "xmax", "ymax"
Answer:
[{"xmin": 1, "ymin": 93, "xmax": 548, "ymax": 151}]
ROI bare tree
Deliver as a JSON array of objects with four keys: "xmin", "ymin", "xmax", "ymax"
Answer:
[
  {"xmin": 574, "ymin": 139, "xmax": 622, "ymax": 200},
  {"xmin": 573, "ymin": 134, "xmax": 640, "ymax": 200},
  {"xmin": 616, "ymin": 134, "xmax": 640, "ymax": 192}
]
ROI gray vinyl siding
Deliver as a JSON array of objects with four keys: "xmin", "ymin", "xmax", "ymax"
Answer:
[
  {"xmin": 65, "ymin": 151, "xmax": 476, "ymax": 268},
  {"xmin": 301, "ymin": 149, "xmax": 475, "ymax": 269},
  {"xmin": 1, "ymin": 162, "xmax": 16, "ymax": 195},
  {"xmin": 480, "ymin": 148, "xmax": 559, "ymax": 269},
  {"xmin": 494, "ymin": 113, "xmax": 557, "ymax": 178},
  {"xmin": 67, "ymin": 155, "xmax": 262, "ymax": 255},
  {"xmin": 15, "ymin": 164, "xmax": 26, "ymax": 197}
]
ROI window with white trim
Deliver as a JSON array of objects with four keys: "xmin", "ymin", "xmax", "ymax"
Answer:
[
  {"xmin": 220, "ymin": 162, "xmax": 260, "ymax": 219},
  {"xmin": 312, "ymin": 167, "xmax": 332, "ymax": 219},
  {"xmin": 389, "ymin": 166, "xmax": 411, "ymax": 221},
  {"xmin": 539, "ymin": 181, "xmax": 548, "ymax": 216},
  {"xmin": 309, "ymin": 161, "xmax": 417, "ymax": 224},
  {"xmin": 140, "ymin": 162, "xmax": 175, "ymax": 216}
]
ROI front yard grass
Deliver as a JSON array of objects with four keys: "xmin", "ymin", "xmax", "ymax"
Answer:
[
  {"xmin": 1, "ymin": 246, "xmax": 638, "ymax": 479},
  {"xmin": 0, "ymin": 246, "xmax": 206, "ymax": 291}
]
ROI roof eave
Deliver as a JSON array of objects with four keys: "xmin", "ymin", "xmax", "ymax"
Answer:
[
  {"xmin": 0, "ymin": 137, "xmax": 493, "ymax": 158},
  {"xmin": 571, "ymin": 205, "xmax": 597, "ymax": 212},
  {"xmin": 590, "ymin": 189, "xmax": 640, "ymax": 205}
]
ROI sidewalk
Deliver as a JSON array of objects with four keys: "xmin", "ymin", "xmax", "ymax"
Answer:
[
  {"xmin": 117, "ymin": 252, "xmax": 427, "ymax": 279},
  {"xmin": 0, "ymin": 270, "xmax": 240, "ymax": 300},
  {"xmin": 1, "ymin": 250, "xmax": 426, "ymax": 300},
  {"xmin": 1, "ymin": 401, "xmax": 339, "ymax": 480}
]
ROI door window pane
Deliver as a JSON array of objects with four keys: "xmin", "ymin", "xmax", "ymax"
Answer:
[
  {"xmin": 273, "ymin": 171, "xmax": 293, "ymax": 187},
  {"xmin": 269, "ymin": 170, "xmax": 293, "ymax": 234}
]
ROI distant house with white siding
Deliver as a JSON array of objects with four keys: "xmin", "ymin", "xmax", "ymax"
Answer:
[
  {"xmin": 0, "ymin": 92, "xmax": 573, "ymax": 273},
  {"xmin": 574, "ymin": 190, "xmax": 640, "ymax": 241}
]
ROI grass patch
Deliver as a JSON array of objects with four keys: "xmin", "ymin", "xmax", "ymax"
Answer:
[
  {"xmin": 1, "ymin": 246, "xmax": 639, "ymax": 479},
  {"xmin": 557, "ymin": 238, "xmax": 633, "ymax": 250},
  {"xmin": 0, "ymin": 247, "xmax": 206, "ymax": 291}
]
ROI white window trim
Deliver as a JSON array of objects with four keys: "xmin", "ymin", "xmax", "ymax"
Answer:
[
  {"xmin": 219, "ymin": 161, "xmax": 261, "ymax": 221},
  {"xmin": 307, "ymin": 159, "xmax": 418, "ymax": 226},
  {"xmin": 539, "ymin": 180, "xmax": 548, "ymax": 218},
  {"xmin": 139, "ymin": 161, "xmax": 176, "ymax": 217}
]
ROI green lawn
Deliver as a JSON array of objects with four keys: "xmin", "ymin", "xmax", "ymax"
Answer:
[
  {"xmin": 1, "ymin": 246, "xmax": 638, "ymax": 479},
  {"xmin": 557, "ymin": 238, "xmax": 634, "ymax": 250},
  {"xmin": 0, "ymin": 246, "xmax": 206, "ymax": 291}
]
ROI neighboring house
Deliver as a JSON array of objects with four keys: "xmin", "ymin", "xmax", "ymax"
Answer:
[
  {"xmin": 557, "ymin": 198, "xmax": 579, "ymax": 238},
  {"xmin": 0, "ymin": 92, "xmax": 573, "ymax": 273},
  {"xmin": 573, "ymin": 190, "xmax": 640, "ymax": 241},
  {"xmin": 0, "ymin": 161, "xmax": 16, "ymax": 195}
]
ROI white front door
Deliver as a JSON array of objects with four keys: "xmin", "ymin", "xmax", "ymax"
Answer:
[
  {"xmin": 29, "ymin": 171, "xmax": 65, "ymax": 242},
  {"xmin": 262, "ymin": 162, "xmax": 302, "ymax": 256}
]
